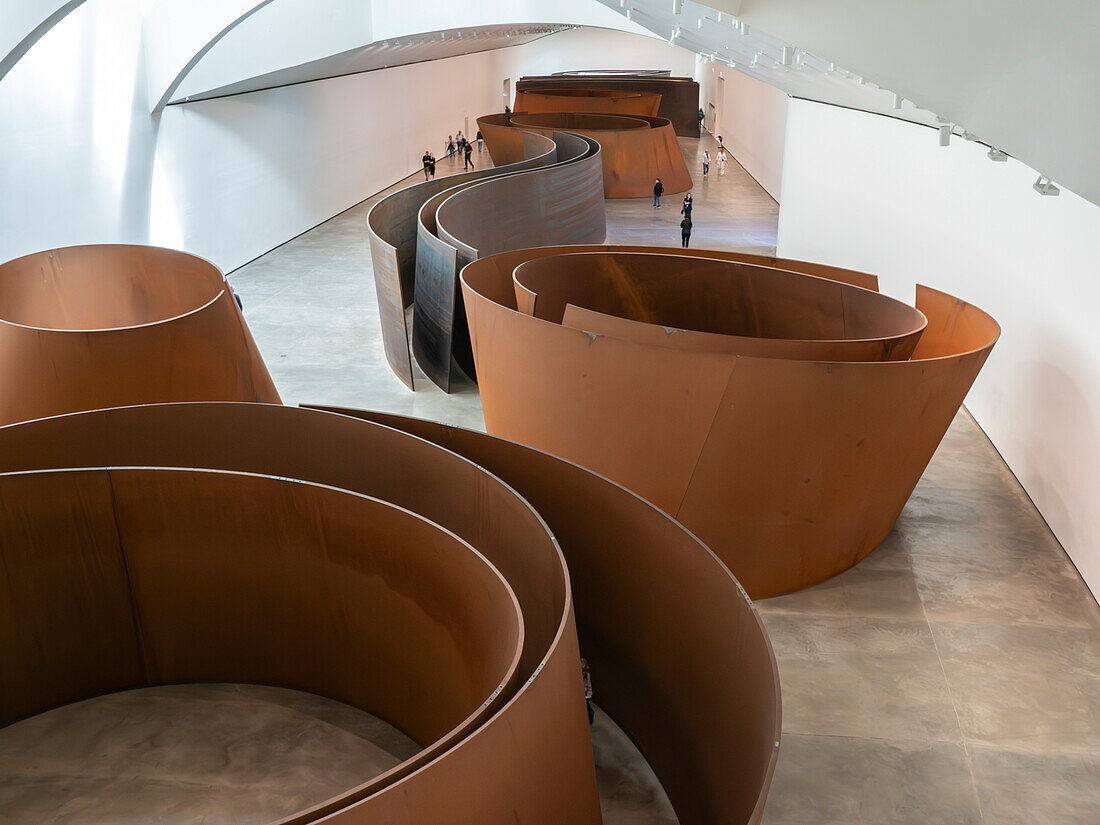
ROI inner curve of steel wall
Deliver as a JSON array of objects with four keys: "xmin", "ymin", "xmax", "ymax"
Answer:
[
  {"xmin": 366, "ymin": 133, "xmax": 558, "ymax": 389},
  {"xmin": 460, "ymin": 245, "xmax": 1000, "ymax": 598},
  {"xmin": 0, "ymin": 244, "xmax": 279, "ymax": 426},
  {"xmin": 414, "ymin": 131, "xmax": 605, "ymax": 392}
]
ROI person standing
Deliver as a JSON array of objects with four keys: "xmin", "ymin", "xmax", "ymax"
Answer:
[
  {"xmin": 456, "ymin": 130, "xmax": 465, "ymax": 153},
  {"xmin": 717, "ymin": 144, "xmax": 728, "ymax": 176},
  {"xmin": 680, "ymin": 216, "xmax": 692, "ymax": 247},
  {"xmin": 422, "ymin": 149, "xmax": 432, "ymax": 181},
  {"xmin": 681, "ymin": 193, "xmax": 693, "ymax": 219},
  {"xmin": 702, "ymin": 149, "xmax": 710, "ymax": 178},
  {"xmin": 476, "ymin": 129, "xmax": 484, "ymax": 152},
  {"xmin": 464, "ymin": 140, "xmax": 474, "ymax": 170},
  {"xmin": 653, "ymin": 178, "xmax": 664, "ymax": 208},
  {"xmin": 428, "ymin": 152, "xmax": 437, "ymax": 179}
]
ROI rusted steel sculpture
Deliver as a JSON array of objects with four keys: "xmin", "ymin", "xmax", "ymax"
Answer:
[
  {"xmin": 480, "ymin": 112, "xmax": 692, "ymax": 198},
  {"xmin": 514, "ymin": 87, "xmax": 662, "ymax": 117},
  {"xmin": 0, "ymin": 401, "xmax": 781, "ymax": 825},
  {"xmin": 0, "ymin": 244, "xmax": 278, "ymax": 425},
  {"xmin": 367, "ymin": 132, "xmax": 557, "ymax": 388},
  {"xmin": 414, "ymin": 130, "xmax": 605, "ymax": 391},
  {"xmin": 461, "ymin": 246, "xmax": 1000, "ymax": 598},
  {"xmin": 517, "ymin": 74, "xmax": 702, "ymax": 136}
]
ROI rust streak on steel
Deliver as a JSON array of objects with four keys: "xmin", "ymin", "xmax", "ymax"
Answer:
[
  {"xmin": 461, "ymin": 245, "xmax": 1000, "ymax": 598},
  {"xmin": 0, "ymin": 244, "xmax": 278, "ymax": 426}
]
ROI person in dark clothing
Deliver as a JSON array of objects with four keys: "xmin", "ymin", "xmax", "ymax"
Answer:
[
  {"xmin": 681, "ymin": 193, "xmax": 693, "ymax": 219},
  {"xmin": 422, "ymin": 149, "xmax": 432, "ymax": 181},
  {"xmin": 464, "ymin": 140, "xmax": 474, "ymax": 170},
  {"xmin": 447, "ymin": 136, "xmax": 455, "ymax": 158},
  {"xmin": 476, "ymin": 129, "xmax": 484, "ymax": 152},
  {"xmin": 653, "ymin": 178, "xmax": 664, "ymax": 208},
  {"xmin": 504, "ymin": 105, "xmax": 511, "ymax": 115},
  {"xmin": 681, "ymin": 217, "xmax": 692, "ymax": 247},
  {"xmin": 428, "ymin": 152, "xmax": 437, "ymax": 178}
]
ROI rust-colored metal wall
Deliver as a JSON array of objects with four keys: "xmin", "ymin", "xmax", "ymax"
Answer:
[
  {"xmin": 461, "ymin": 246, "xmax": 1000, "ymax": 598},
  {"xmin": 367, "ymin": 133, "xmax": 557, "ymax": 388},
  {"xmin": 517, "ymin": 75, "xmax": 701, "ymax": 137},
  {"xmin": 0, "ymin": 401, "xmax": 781, "ymax": 825},
  {"xmin": 0, "ymin": 245, "xmax": 278, "ymax": 425},
  {"xmin": 414, "ymin": 131, "xmax": 606, "ymax": 391},
  {"xmin": 514, "ymin": 88, "xmax": 662, "ymax": 117},
  {"xmin": 484, "ymin": 113, "xmax": 693, "ymax": 198}
]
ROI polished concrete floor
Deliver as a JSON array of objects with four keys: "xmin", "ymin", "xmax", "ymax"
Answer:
[{"xmin": 4, "ymin": 135, "xmax": 1099, "ymax": 823}]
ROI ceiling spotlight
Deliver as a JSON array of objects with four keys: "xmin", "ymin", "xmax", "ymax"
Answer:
[
  {"xmin": 697, "ymin": 17, "xmax": 703, "ymax": 28},
  {"xmin": 781, "ymin": 45, "xmax": 795, "ymax": 66},
  {"xmin": 938, "ymin": 124, "xmax": 952, "ymax": 146},
  {"xmin": 620, "ymin": 0, "xmax": 625, "ymax": 6},
  {"xmin": 893, "ymin": 93, "xmax": 903, "ymax": 109},
  {"xmin": 673, "ymin": 0, "xmax": 683, "ymax": 13},
  {"xmin": 739, "ymin": 21, "xmax": 750, "ymax": 35},
  {"xmin": 987, "ymin": 148, "xmax": 1008, "ymax": 162},
  {"xmin": 626, "ymin": 7, "xmax": 633, "ymax": 19},
  {"xmin": 1033, "ymin": 176, "xmax": 1060, "ymax": 196}
]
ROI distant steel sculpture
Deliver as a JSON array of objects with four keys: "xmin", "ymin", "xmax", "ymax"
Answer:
[
  {"xmin": 366, "ymin": 132, "xmax": 557, "ymax": 389},
  {"xmin": 0, "ymin": 401, "xmax": 781, "ymax": 825},
  {"xmin": 461, "ymin": 246, "xmax": 1000, "ymax": 598},
  {"xmin": 513, "ymin": 87, "xmax": 662, "ymax": 117},
  {"xmin": 412, "ymin": 129, "xmax": 605, "ymax": 391},
  {"xmin": 0, "ymin": 244, "xmax": 278, "ymax": 426},
  {"xmin": 481, "ymin": 112, "xmax": 693, "ymax": 198},
  {"xmin": 517, "ymin": 74, "xmax": 701, "ymax": 136}
]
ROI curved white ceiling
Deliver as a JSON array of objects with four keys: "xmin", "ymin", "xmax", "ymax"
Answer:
[
  {"xmin": 602, "ymin": 0, "xmax": 1100, "ymax": 204},
  {"xmin": 0, "ymin": 0, "xmax": 88, "ymax": 83}
]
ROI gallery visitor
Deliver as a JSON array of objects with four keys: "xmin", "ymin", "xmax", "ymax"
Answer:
[
  {"xmin": 653, "ymin": 178, "xmax": 664, "ymax": 208},
  {"xmin": 702, "ymin": 149, "xmax": 710, "ymax": 178},
  {"xmin": 464, "ymin": 140, "xmax": 474, "ymax": 170},
  {"xmin": 681, "ymin": 216, "xmax": 692, "ymax": 247}
]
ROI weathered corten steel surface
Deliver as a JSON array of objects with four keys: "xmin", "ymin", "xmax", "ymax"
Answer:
[
  {"xmin": 514, "ymin": 87, "xmax": 662, "ymax": 117},
  {"xmin": 517, "ymin": 74, "xmax": 701, "ymax": 136},
  {"xmin": 367, "ymin": 132, "xmax": 556, "ymax": 388},
  {"xmin": 0, "ymin": 401, "xmax": 781, "ymax": 825},
  {"xmin": 415, "ymin": 130, "xmax": 605, "ymax": 391},
  {"xmin": 314, "ymin": 406, "xmax": 782, "ymax": 825},
  {"xmin": 462, "ymin": 245, "xmax": 1001, "ymax": 598},
  {"xmin": 486, "ymin": 112, "xmax": 693, "ymax": 198},
  {"xmin": 0, "ymin": 244, "xmax": 278, "ymax": 425}
]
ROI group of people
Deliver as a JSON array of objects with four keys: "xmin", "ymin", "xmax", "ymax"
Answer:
[
  {"xmin": 652, "ymin": 136, "xmax": 732, "ymax": 247},
  {"xmin": 702, "ymin": 135, "xmax": 729, "ymax": 178},
  {"xmin": 653, "ymin": 180, "xmax": 695, "ymax": 246},
  {"xmin": 444, "ymin": 130, "xmax": 484, "ymax": 171}
]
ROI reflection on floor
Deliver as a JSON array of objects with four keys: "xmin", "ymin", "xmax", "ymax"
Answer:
[{"xmin": 3, "ymin": 134, "xmax": 1098, "ymax": 824}]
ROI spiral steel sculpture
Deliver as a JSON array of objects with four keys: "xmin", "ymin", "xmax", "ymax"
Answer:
[
  {"xmin": 0, "ymin": 401, "xmax": 781, "ymax": 825},
  {"xmin": 461, "ymin": 245, "xmax": 1000, "ymax": 598},
  {"xmin": 513, "ymin": 88, "xmax": 662, "ymax": 117},
  {"xmin": 479, "ymin": 112, "xmax": 693, "ymax": 198}
]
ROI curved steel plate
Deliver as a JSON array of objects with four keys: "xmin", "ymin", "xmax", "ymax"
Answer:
[
  {"xmin": 0, "ymin": 244, "xmax": 279, "ymax": 425},
  {"xmin": 461, "ymin": 245, "xmax": 1000, "ymax": 597}
]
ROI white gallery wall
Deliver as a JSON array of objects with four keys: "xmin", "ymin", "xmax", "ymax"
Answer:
[
  {"xmin": 697, "ymin": 60, "xmax": 787, "ymax": 201},
  {"xmin": 777, "ymin": 98, "xmax": 1100, "ymax": 599},
  {"xmin": 0, "ymin": 0, "xmax": 692, "ymax": 271}
]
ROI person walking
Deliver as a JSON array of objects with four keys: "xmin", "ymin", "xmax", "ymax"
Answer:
[
  {"xmin": 464, "ymin": 139, "xmax": 474, "ymax": 170},
  {"xmin": 702, "ymin": 149, "xmax": 710, "ymax": 178},
  {"xmin": 447, "ymin": 136, "xmax": 455, "ymax": 158},
  {"xmin": 653, "ymin": 178, "xmax": 664, "ymax": 208},
  {"xmin": 681, "ymin": 193, "xmax": 693, "ymax": 220},
  {"xmin": 717, "ymin": 144, "xmax": 728, "ymax": 176},
  {"xmin": 422, "ymin": 149, "xmax": 432, "ymax": 181},
  {"xmin": 680, "ymin": 216, "xmax": 692, "ymax": 247},
  {"xmin": 456, "ymin": 131, "xmax": 465, "ymax": 153},
  {"xmin": 428, "ymin": 152, "xmax": 437, "ymax": 179},
  {"xmin": 476, "ymin": 129, "xmax": 484, "ymax": 152}
]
